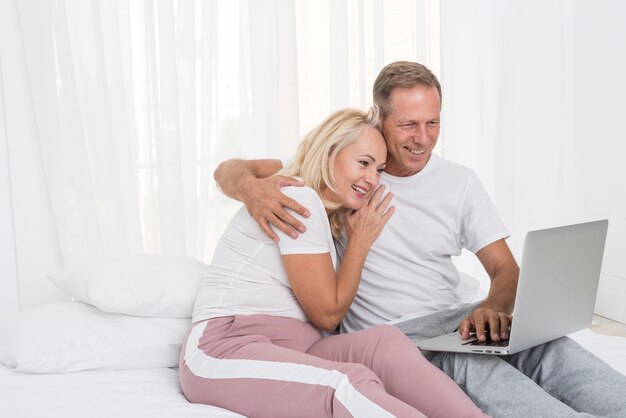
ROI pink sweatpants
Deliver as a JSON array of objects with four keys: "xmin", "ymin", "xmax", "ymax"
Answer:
[{"xmin": 179, "ymin": 314, "xmax": 488, "ymax": 418}]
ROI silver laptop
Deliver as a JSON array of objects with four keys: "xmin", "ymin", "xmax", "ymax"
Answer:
[{"xmin": 417, "ymin": 220, "xmax": 608, "ymax": 355}]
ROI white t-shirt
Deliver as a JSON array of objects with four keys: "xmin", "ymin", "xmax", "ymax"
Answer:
[
  {"xmin": 339, "ymin": 154, "xmax": 509, "ymax": 332},
  {"xmin": 193, "ymin": 186, "xmax": 337, "ymax": 324}
]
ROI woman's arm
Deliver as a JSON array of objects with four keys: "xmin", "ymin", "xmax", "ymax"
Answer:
[
  {"xmin": 214, "ymin": 158, "xmax": 310, "ymax": 241},
  {"xmin": 282, "ymin": 187, "xmax": 394, "ymax": 331}
]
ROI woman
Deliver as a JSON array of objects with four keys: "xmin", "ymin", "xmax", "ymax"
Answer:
[{"xmin": 180, "ymin": 107, "xmax": 488, "ymax": 417}]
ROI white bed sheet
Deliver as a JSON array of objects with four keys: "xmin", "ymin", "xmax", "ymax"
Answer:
[
  {"xmin": 1, "ymin": 330, "xmax": 624, "ymax": 417},
  {"xmin": 569, "ymin": 329, "xmax": 626, "ymax": 375},
  {"xmin": 0, "ymin": 365, "xmax": 244, "ymax": 418}
]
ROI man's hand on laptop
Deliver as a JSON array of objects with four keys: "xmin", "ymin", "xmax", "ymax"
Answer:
[
  {"xmin": 459, "ymin": 305, "xmax": 512, "ymax": 342},
  {"xmin": 240, "ymin": 175, "xmax": 310, "ymax": 242}
]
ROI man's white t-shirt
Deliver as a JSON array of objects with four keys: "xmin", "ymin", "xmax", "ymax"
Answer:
[
  {"xmin": 193, "ymin": 186, "xmax": 336, "ymax": 324},
  {"xmin": 339, "ymin": 154, "xmax": 509, "ymax": 332}
]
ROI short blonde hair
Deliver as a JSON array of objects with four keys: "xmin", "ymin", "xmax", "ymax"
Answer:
[{"xmin": 282, "ymin": 106, "xmax": 382, "ymax": 238}]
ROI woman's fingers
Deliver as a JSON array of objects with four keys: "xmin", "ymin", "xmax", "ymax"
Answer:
[
  {"xmin": 375, "ymin": 191, "xmax": 394, "ymax": 213},
  {"xmin": 367, "ymin": 185, "xmax": 385, "ymax": 206}
]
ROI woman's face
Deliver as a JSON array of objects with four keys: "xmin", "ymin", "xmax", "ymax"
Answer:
[{"xmin": 323, "ymin": 125, "xmax": 387, "ymax": 210}]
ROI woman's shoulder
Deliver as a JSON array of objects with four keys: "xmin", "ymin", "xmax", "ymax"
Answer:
[
  {"xmin": 281, "ymin": 184, "xmax": 321, "ymax": 203},
  {"xmin": 280, "ymin": 185, "xmax": 326, "ymax": 218}
]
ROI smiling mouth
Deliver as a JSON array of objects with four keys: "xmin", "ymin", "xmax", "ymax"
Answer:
[
  {"xmin": 406, "ymin": 146, "xmax": 426, "ymax": 155},
  {"xmin": 351, "ymin": 185, "xmax": 367, "ymax": 197}
]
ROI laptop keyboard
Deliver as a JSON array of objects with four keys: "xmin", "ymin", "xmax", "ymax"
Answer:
[{"xmin": 462, "ymin": 336, "xmax": 510, "ymax": 347}]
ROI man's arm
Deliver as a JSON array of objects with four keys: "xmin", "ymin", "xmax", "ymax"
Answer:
[
  {"xmin": 459, "ymin": 239, "xmax": 519, "ymax": 342},
  {"xmin": 214, "ymin": 159, "xmax": 311, "ymax": 241}
]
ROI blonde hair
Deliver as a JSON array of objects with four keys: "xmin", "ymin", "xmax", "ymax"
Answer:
[{"xmin": 282, "ymin": 106, "xmax": 382, "ymax": 238}]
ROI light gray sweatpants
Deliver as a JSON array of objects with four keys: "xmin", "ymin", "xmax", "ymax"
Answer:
[{"xmin": 394, "ymin": 303, "xmax": 626, "ymax": 418}]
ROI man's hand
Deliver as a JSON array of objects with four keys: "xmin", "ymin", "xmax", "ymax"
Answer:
[
  {"xmin": 458, "ymin": 239, "xmax": 519, "ymax": 342},
  {"xmin": 213, "ymin": 158, "xmax": 312, "ymax": 242},
  {"xmin": 459, "ymin": 305, "xmax": 512, "ymax": 342},
  {"xmin": 240, "ymin": 175, "xmax": 311, "ymax": 242}
]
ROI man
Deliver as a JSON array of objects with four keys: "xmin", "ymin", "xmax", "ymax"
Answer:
[{"xmin": 214, "ymin": 61, "xmax": 626, "ymax": 417}]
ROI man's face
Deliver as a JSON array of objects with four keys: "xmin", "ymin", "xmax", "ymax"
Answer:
[{"xmin": 381, "ymin": 85, "xmax": 441, "ymax": 177}]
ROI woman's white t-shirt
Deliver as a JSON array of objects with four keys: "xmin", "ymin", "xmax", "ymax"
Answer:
[{"xmin": 193, "ymin": 186, "xmax": 337, "ymax": 324}]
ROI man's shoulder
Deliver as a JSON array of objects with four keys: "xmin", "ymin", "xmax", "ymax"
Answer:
[{"xmin": 433, "ymin": 154, "xmax": 475, "ymax": 177}]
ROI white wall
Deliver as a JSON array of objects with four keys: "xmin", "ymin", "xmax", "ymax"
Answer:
[
  {"xmin": 573, "ymin": 0, "xmax": 626, "ymax": 323},
  {"xmin": 442, "ymin": 0, "xmax": 626, "ymax": 323}
]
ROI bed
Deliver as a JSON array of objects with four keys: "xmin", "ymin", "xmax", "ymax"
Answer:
[
  {"xmin": 1, "ymin": 256, "xmax": 625, "ymax": 417},
  {"xmin": 0, "ymin": 365, "xmax": 243, "ymax": 417}
]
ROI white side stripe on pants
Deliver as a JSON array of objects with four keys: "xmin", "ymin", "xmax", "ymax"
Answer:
[{"xmin": 184, "ymin": 322, "xmax": 395, "ymax": 418}]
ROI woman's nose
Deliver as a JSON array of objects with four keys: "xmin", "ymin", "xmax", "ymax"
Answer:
[{"xmin": 365, "ymin": 169, "xmax": 378, "ymax": 186}]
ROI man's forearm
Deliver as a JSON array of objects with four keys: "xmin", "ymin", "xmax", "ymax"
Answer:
[
  {"xmin": 461, "ymin": 239, "xmax": 519, "ymax": 340},
  {"xmin": 214, "ymin": 159, "xmax": 256, "ymax": 201},
  {"xmin": 213, "ymin": 158, "xmax": 283, "ymax": 202},
  {"xmin": 475, "ymin": 238, "xmax": 519, "ymax": 313},
  {"xmin": 482, "ymin": 265, "xmax": 519, "ymax": 313}
]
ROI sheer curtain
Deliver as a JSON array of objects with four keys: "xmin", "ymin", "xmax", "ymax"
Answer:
[{"xmin": 10, "ymin": 0, "xmax": 441, "ymax": 270}]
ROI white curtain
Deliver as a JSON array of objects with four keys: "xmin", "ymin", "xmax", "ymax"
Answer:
[{"xmin": 1, "ymin": 0, "xmax": 441, "ymax": 311}]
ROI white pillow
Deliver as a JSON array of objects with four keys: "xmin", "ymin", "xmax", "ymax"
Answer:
[
  {"xmin": 0, "ymin": 302, "xmax": 190, "ymax": 373},
  {"xmin": 48, "ymin": 254, "xmax": 207, "ymax": 318}
]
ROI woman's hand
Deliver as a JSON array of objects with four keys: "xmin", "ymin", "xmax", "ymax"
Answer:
[
  {"xmin": 344, "ymin": 185, "xmax": 395, "ymax": 246},
  {"xmin": 282, "ymin": 186, "xmax": 394, "ymax": 332}
]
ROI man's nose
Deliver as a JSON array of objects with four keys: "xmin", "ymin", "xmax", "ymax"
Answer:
[{"xmin": 411, "ymin": 124, "xmax": 428, "ymax": 141}]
